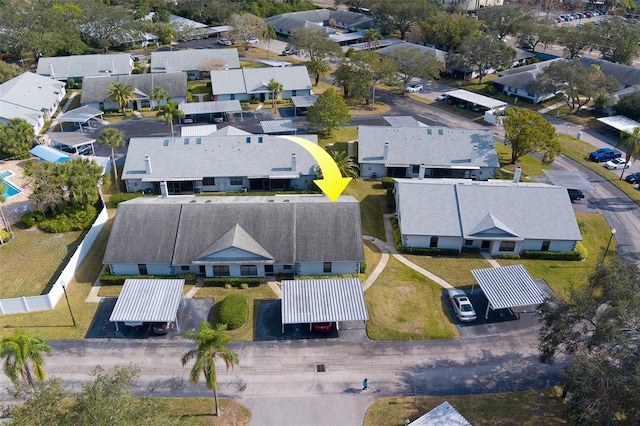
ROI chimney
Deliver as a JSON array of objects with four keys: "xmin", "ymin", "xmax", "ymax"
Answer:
[
  {"xmin": 418, "ymin": 163, "xmax": 425, "ymax": 179},
  {"xmin": 383, "ymin": 142, "xmax": 389, "ymax": 160},
  {"xmin": 48, "ymin": 63, "xmax": 54, "ymax": 78},
  {"xmin": 144, "ymin": 156, "xmax": 152, "ymax": 174},
  {"xmin": 110, "ymin": 59, "xmax": 115, "ymax": 74},
  {"xmin": 160, "ymin": 181, "xmax": 168, "ymax": 198},
  {"xmin": 470, "ymin": 144, "xmax": 478, "ymax": 163},
  {"xmin": 513, "ymin": 166, "xmax": 522, "ymax": 183},
  {"xmin": 164, "ymin": 57, "xmax": 169, "ymax": 72},
  {"xmin": 291, "ymin": 153, "xmax": 296, "ymax": 171}
]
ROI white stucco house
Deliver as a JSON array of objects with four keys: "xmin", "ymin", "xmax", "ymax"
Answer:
[
  {"xmin": 103, "ymin": 195, "xmax": 364, "ymax": 278},
  {"xmin": 210, "ymin": 66, "xmax": 312, "ymax": 102},
  {"xmin": 358, "ymin": 126, "xmax": 499, "ymax": 180},
  {"xmin": 0, "ymin": 72, "xmax": 66, "ymax": 134},
  {"xmin": 394, "ymin": 179, "xmax": 582, "ymax": 256},
  {"xmin": 122, "ymin": 133, "xmax": 319, "ymax": 195}
]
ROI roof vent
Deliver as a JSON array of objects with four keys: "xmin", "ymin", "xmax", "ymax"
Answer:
[
  {"xmin": 282, "ymin": 199, "xmax": 290, "ymax": 202},
  {"xmin": 205, "ymin": 200, "xmax": 212, "ymax": 203},
  {"xmin": 190, "ymin": 200, "xmax": 197, "ymax": 203},
  {"xmin": 267, "ymin": 199, "xmax": 275, "ymax": 202}
]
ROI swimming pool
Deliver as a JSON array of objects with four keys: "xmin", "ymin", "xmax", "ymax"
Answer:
[{"xmin": 0, "ymin": 171, "xmax": 21, "ymax": 199}]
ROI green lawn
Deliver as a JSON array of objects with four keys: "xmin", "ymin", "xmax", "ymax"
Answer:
[
  {"xmin": 364, "ymin": 388, "xmax": 568, "ymax": 426},
  {"xmin": 405, "ymin": 251, "xmax": 492, "ymax": 287},
  {"xmin": 494, "ymin": 142, "xmax": 552, "ymax": 178},
  {"xmin": 343, "ymin": 178, "xmax": 389, "ymax": 240},
  {"xmin": 365, "ymin": 256, "xmax": 459, "ymax": 340},
  {"xmin": 318, "ymin": 127, "xmax": 358, "ymax": 151},
  {"xmin": 163, "ymin": 397, "xmax": 251, "ymax": 425},
  {"xmin": 364, "ymin": 240, "xmax": 381, "ymax": 279}
]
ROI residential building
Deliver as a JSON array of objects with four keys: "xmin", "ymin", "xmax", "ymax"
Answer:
[
  {"xmin": 121, "ymin": 134, "xmax": 319, "ymax": 194},
  {"xmin": 264, "ymin": 9, "xmax": 372, "ymax": 37},
  {"xmin": 36, "ymin": 53, "xmax": 133, "ymax": 82},
  {"xmin": 150, "ymin": 49, "xmax": 241, "ymax": 80},
  {"xmin": 210, "ymin": 66, "xmax": 312, "ymax": 102},
  {"xmin": 103, "ymin": 195, "xmax": 364, "ymax": 278},
  {"xmin": 358, "ymin": 126, "xmax": 499, "ymax": 180},
  {"xmin": 376, "ymin": 42, "xmax": 447, "ymax": 66},
  {"xmin": 394, "ymin": 179, "xmax": 582, "ymax": 256}
]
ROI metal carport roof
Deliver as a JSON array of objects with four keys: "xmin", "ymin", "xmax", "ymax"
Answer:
[
  {"xmin": 597, "ymin": 115, "xmax": 640, "ymax": 135},
  {"xmin": 444, "ymin": 89, "xmax": 508, "ymax": 110},
  {"xmin": 281, "ymin": 278, "xmax": 369, "ymax": 331},
  {"xmin": 56, "ymin": 106, "xmax": 104, "ymax": 123},
  {"xmin": 48, "ymin": 132, "xmax": 96, "ymax": 149},
  {"xmin": 291, "ymin": 95, "xmax": 318, "ymax": 108},
  {"xmin": 109, "ymin": 279, "xmax": 184, "ymax": 329},
  {"xmin": 261, "ymin": 119, "xmax": 297, "ymax": 134},
  {"xmin": 179, "ymin": 100, "xmax": 242, "ymax": 114},
  {"xmin": 543, "ymin": 170, "xmax": 596, "ymax": 191},
  {"xmin": 471, "ymin": 265, "xmax": 546, "ymax": 319}
]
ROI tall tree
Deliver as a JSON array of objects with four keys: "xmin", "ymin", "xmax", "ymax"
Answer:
[
  {"xmin": 554, "ymin": 24, "xmax": 597, "ymax": 59},
  {"xmin": 0, "ymin": 60, "xmax": 23, "ymax": 84},
  {"xmin": 614, "ymin": 92, "xmax": 640, "ymax": 121},
  {"xmin": 155, "ymin": 98, "xmax": 185, "ymax": 137},
  {"xmin": 307, "ymin": 88, "xmax": 351, "ymax": 136},
  {"xmin": 316, "ymin": 150, "xmax": 360, "ymax": 178},
  {"xmin": 362, "ymin": 29, "xmax": 382, "ymax": 50},
  {"xmin": 106, "ymin": 82, "xmax": 135, "ymax": 116},
  {"xmin": 306, "ymin": 56, "xmax": 330, "ymax": 86},
  {"xmin": 384, "ymin": 46, "xmax": 444, "ymax": 94},
  {"xmin": 457, "ymin": 34, "xmax": 516, "ymax": 85},
  {"xmin": 592, "ymin": 17, "xmax": 640, "ymax": 65},
  {"xmin": 228, "ymin": 13, "xmax": 264, "ymax": 51},
  {"xmin": 181, "ymin": 322, "xmax": 239, "ymax": 417},
  {"xmin": 503, "ymin": 107, "xmax": 560, "ymax": 164},
  {"xmin": 346, "ymin": 50, "xmax": 398, "ymax": 109},
  {"xmin": 538, "ymin": 259, "xmax": 640, "ymax": 424},
  {"xmin": 266, "ymin": 78, "xmax": 283, "ymax": 112},
  {"xmin": 478, "ymin": 6, "xmax": 531, "ymax": 39},
  {"xmin": 0, "ymin": 329, "xmax": 52, "ymax": 391},
  {"xmin": 150, "ymin": 86, "xmax": 168, "ymax": 111},
  {"xmin": 0, "ymin": 118, "xmax": 35, "ymax": 160},
  {"xmin": 262, "ymin": 23, "xmax": 277, "ymax": 59},
  {"xmin": 290, "ymin": 27, "xmax": 343, "ymax": 61},
  {"xmin": 97, "ymin": 128, "xmax": 126, "ymax": 192},
  {"xmin": 618, "ymin": 127, "xmax": 640, "ymax": 180}
]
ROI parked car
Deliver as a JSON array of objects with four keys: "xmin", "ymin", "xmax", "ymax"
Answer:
[
  {"xmin": 520, "ymin": 39, "xmax": 534, "ymax": 49},
  {"xmin": 52, "ymin": 144, "xmax": 75, "ymax": 154},
  {"xmin": 312, "ymin": 322, "xmax": 333, "ymax": 333},
  {"xmin": 282, "ymin": 46, "xmax": 299, "ymax": 56},
  {"xmin": 624, "ymin": 172, "xmax": 640, "ymax": 184},
  {"xmin": 77, "ymin": 144, "xmax": 93, "ymax": 155},
  {"xmin": 435, "ymin": 93, "xmax": 449, "ymax": 102},
  {"xmin": 447, "ymin": 289, "xmax": 477, "ymax": 322},
  {"xmin": 213, "ymin": 112, "xmax": 224, "ymax": 123},
  {"xmin": 151, "ymin": 322, "xmax": 171, "ymax": 335},
  {"xmin": 405, "ymin": 83, "xmax": 423, "ymax": 93},
  {"xmin": 604, "ymin": 158, "xmax": 630, "ymax": 170},
  {"xmin": 217, "ymin": 38, "xmax": 232, "ymax": 46},
  {"xmin": 567, "ymin": 188, "xmax": 585, "ymax": 201},
  {"xmin": 247, "ymin": 36, "xmax": 259, "ymax": 44},
  {"xmin": 589, "ymin": 147, "xmax": 622, "ymax": 162}
]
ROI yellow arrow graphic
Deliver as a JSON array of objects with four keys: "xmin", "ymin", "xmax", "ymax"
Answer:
[{"xmin": 279, "ymin": 135, "xmax": 352, "ymax": 202}]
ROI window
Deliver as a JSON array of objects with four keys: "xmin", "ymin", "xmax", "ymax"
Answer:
[
  {"xmin": 283, "ymin": 265, "xmax": 292, "ymax": 270},
  {"xmin": 411, "ymin": 165, "xmax": 420, "ymax": 174},
  {"xmin": 323, "ymin": 262, "xmax": 332, "ymax": 273},
  {"xmin": 180, "ymin": 266, "xmax": 190, "ymax": 271},
  {"xmin": 430, "ymin": 236, "xmax": 438, "ymax": 248},
  {"xmin": 464, "ymin": 239, "xmax": 473, "ymax": 246},
  {"xmin": 230, "ymin": 177, "xmax": 243, "ymax": 185},
  {"xmin": 230, "ymin": 94, "xmax": 235, "ymax": 100},
  {"xmin": 138, "ymin": 264, "xmax": 148, "ymax": 275},
  {"xmin": 541, "ymin": 240, "xmax": 551, "ymax": 251},
  {"xmin": 202, "ymin": 177, "xmax": 215, "ymax": 186},
  {"xmin": 212, "ymin": 266, "xmax": 230, "ymax": 276},
  {"xmin": 241, "ymin": 265, "xmax": 257, "ymax": 276},
  {"xmin": 499, "ymin": 241, "xmax": 516, "ymax": 252}
]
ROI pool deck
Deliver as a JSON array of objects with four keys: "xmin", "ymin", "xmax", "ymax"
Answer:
[{"xmin": 0, "ymin": 160, "xmax": 34, "ymax": 225}]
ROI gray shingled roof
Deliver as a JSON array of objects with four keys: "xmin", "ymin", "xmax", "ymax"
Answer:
[
  {"xmin": 192, "ymin": 224, "xmax": 275, "ymax": 264},
  {"xmin": 104, "ymin": 196, "xmax": 364, "ymax": 266},
  {"xmin": 264, "ymin": 9, "xmax": 372, "ymax": 32},
  {"xmin": 80, "ymin": 73, "xmax": 187, "ymax": 104},
  {"xmin": 281, "ymin": 278, "xmax": 369, "ymax": 324},
  {"xmin": 497, "ymin": 58, "xmax": 562, "ymax": 76},
  {"xmin": 210, "ymin": 69, "xmax": 246, "ymax": 95},
  {"xmin": 579, "ymin": 57, "xmax": 640, "ymax": 88},
  {"xmin": 36, "ymin": 53, "xmax": 132, "ymax": 79},
  {"xmin": 409, "ymin": 401, "xmax": 471, "ymax": 426},
  {"xmin": 122, "ymin": 134, "xmax": 319, "ymax": 181},
  {"xmin": 358, "ymin": 126, "xmax": 499, "ymax": 169},
  {"xmin": 376, "ymin": 43, "xmax": 446, "ymax": 65},
  {"xmin": 491, "ymin": 70, "xmax": 539, "ymax": 90},
  {"xmin": 150, "ymin": 49, "xmax": 240, "ymax": 72},
  {"xmin": 210, "ymin": 67, "xmax": 313, "ymax": 96},
  {"xmin": 109, "ymin": 279, "xmax": 184, "ymax": 323},
  {"xmin": 395, "ymin": 179, "xmax": 582, "ymax": 241}
]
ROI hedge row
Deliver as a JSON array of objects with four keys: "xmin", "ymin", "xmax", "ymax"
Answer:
[
  {"xmin": 203, "ymin": 277, "xmax": 263, "ymax": 287},
  {"xmin": 219, "ymin": 294, "xmax": 248, "ymax": 330},
  {"xmin": 296, "ymin": 273, "xmax": 366, "ymax": 281},
  {"xmin": 101, "ymin": 272, "xmax": 197, "ymax": 285},
  {"xmin": 108, "ymin": 192, "xmax": 146, "ymax": 208},
  {"xmin": 521, "ymin": 242, "xmax": 587, "ymax": 261},
  {"xmin": 400, "ymin": 247, "xmax": 460, "ymax": 256}
]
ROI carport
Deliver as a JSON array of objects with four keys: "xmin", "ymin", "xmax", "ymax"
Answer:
[
  {"xmin": 178, "ymin": 100, "xmax": 243, "ymax": 123},
  {"xmin": 29, "ymin": 145, "xmax": 70, "ymax": 163},
  {"xmin": 56, "ymin": 105, "xmax": 104, "ymax": 133},
  {"xmin": 597, "ymin": 115, "xmax": 640, "ymax": 135},
  {"xmin": 281, "ymin": 278, "xmax": 369, "ymax": 333},
  {"xmin": 444, "ymin": 89, "xmax": 508, "ymax": 112},
  {"xmin": 291, "ymin": 95, "xmax": 318, "ymax": 117},
  {"xmin": 543, "ymin": 170, "xmax": 596, "ymax": 191},
  {"xmin": 471, "ymin": 265, "xmax": 546, "ymax": 319},
  {"xmin": 48, "ymin": 132, "xmax": 96, "ymax": 155},
  {"xmin": 261, "ymin": 119, "xmax": 297, "ymax": 135},
  {"xmin": 109, "ymin": 279, "xmax": 184, "ymax": 332}
]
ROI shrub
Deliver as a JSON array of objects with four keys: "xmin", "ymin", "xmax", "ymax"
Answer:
[
  {"xmin": 496, "ymin": 254, "xmax": 520, "ymax": 260},
  {"xmin": 203, "ymin": 277, "xmax": 263, "ymax": 287},
  {"xmin": 386, "ymin": 188, "xmax": 395, "ymax": 209},
  {"xmin": 400, "ymin": 247, "xmax": 460, "ymax": 256},
  {"xmin": 381, "ymin": 177, "xmax": 394, "ymax": 189},
  {"xmin": 38, "ymin": 205, "xmax": 97, "ymax": 233},
  {"xmin": 574, "ymin": 241, "xmax": 588, "ymax": 260},
  {"xmin": 359, "ymin": 263, "xmax": 366, "ymax": 274},
  {"xmin": 108, "ymin": 192, "xmax": 145, "ymax": 208},
  {"xmin": 0, "ymin": 228, "xmax": 11, "ymax": 243},
  {"xmin": 484, "ymin": 84, "xmax": 497, "ymax": 95},
  {"xmin": 100, "ymin": 271, "xmax": 196, "ymax": 285},
  {"xmin": 521, "ymin": 249, "xmax": 582, "ymax": 261},
  {"xmin": 20, "ymin": 212, "xmax": 42, "ymax": 228},
  {"xmin": 297, "ymin": 273, "xmax": 366, "ymax": 281},
  {"xmin": 219, "ymin": 294, "xmax": 248, "ymax": 330}
]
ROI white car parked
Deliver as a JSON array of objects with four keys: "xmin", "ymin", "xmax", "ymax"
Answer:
[
  {"xmin": 405, "ymin": 84, "xmax": 423, "ymax": 93},
  {"xmin": 604, "ymin": 158, "xmax": 630, "ymax": 170},
  {"xmin": 447, "ymin": 288, "xmax": 477, "ymax": 322}
]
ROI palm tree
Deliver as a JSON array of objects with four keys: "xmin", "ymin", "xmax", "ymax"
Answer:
[
  {"xmin": 181, "ymin": 322, "xmax": 239, "ymax": 417},
  {"xmin": 150, "ymin": 86, "xmax": 168, "ymax": 111},
  {"xmin": 0, "ymin": 328, "xmax": 52, "ymax": 390},
  {"xmin": 263, "ymin": 24, "xmax": 276, "ymax": 59},
  {"xmin": 619, "ymin": 127, "xmax": 640, "ymax": 180},
  {"xmin": 307, "ymin": 57, "xmax": 331, "ymax": 86},
  {"xmin": 106, "ymin": 82, "xmax": 135, "ymax": 116},
  {"xmin": 362, "ymin": 29, "xmax": 382, "ymax": 51},
  {"xmin": 266, "ymin": 78, "xmax": 283, "ymax": 113},
  {"xmin": 97, "ymin": 128, "xmax": 126, "ymax": 193},
  {"xmin": 315, "ymin": 150, "xmax": 360, "ymax": 179},
  {"xmin": 156, "ymin": 98, "xmax": 185, "ymax": 137}
]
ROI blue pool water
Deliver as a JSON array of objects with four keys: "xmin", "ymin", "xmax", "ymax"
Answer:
[{"xmin": 0, "ymin": 171, "xmax": 21, "ymax": 199}]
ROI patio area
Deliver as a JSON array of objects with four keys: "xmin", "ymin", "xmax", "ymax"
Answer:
[{"xmin": 0, "ymin": 160, "xmax": 34, "ymax": 225}]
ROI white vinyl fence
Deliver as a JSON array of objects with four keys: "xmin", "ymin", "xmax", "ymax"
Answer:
[{"xmin": 0, "ymin": 204, "xmax": 109, "ymax": 315}]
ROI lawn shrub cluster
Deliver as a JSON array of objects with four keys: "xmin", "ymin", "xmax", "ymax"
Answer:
[
  {"xmin": 38, "ymin": 205, "xmax": 97, "ymax": 233},
  {"xmin": 495, "ymin": 253, "xmax": 521, "ymax": 259},
  {"xmin": 0, "ymin": 228, "xmax": 11, "ymax": 243},
  {"xmin": 521, "ymin": 245, "xmax": 586, "ymax": 261},
  {"xmin": 381, "ymin": 177, "xmax": 394, "ymax": 188},
  {"xmin": 108, "ymin": 192, "xmax": 145, "ymax": 207},
  {"xmin": 203, "ymin": 277, "xmax": 263, "ymax": 287},
  {"xmin": 219, "ymin": 294, "xmax": 248, "ymax": 330},
  {"xmin": 400, "ymin": 247, "xmax": 460, "ymax": 256},
  {"xmin": 20, "ymin": 212, "xmax": 40, "ymax": 228},
  {"xmin": 297, "ymin": 273, "xmax": 366, "ymax": 281},
  {"xmin": 101, "ymin": 271, "xmax": 197, "ymax": 284}
]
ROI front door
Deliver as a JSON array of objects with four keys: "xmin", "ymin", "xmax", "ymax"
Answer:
[{"xmin": 481, "ymin": 240, "xmax": 491, "ymax": 251}]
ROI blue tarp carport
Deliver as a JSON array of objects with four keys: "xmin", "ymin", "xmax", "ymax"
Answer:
[{"xmin": 30, "ymin": 145, "xmax": 71, "ymax": 163}]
